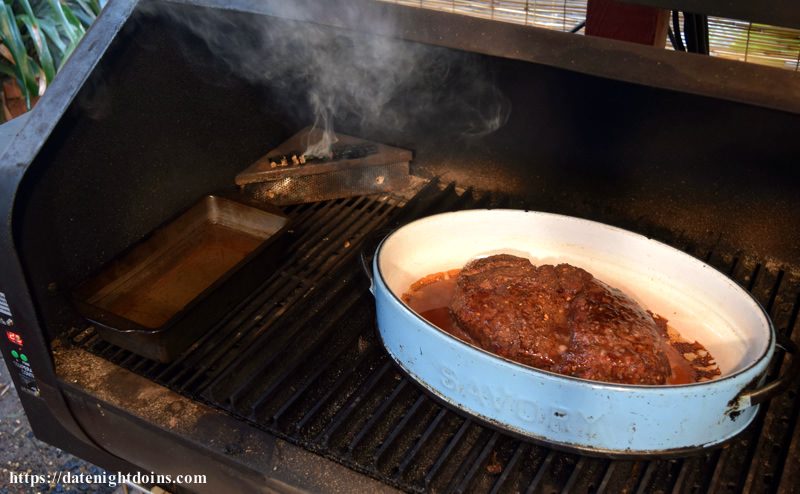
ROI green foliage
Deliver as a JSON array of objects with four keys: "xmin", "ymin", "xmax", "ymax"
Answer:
[{"xmin": 0, "ymin": 0, "xmax": 102, "ymax": 120}]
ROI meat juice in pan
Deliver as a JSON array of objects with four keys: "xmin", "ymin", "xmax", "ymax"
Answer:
[{"xmin": 402, "ymin": 255, "xmax": 719, "ymax": 386}]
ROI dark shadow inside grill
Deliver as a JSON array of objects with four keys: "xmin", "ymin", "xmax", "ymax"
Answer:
[{"xmin": 8, "ymin": 1, "xmax": 800, "ymax": 492}]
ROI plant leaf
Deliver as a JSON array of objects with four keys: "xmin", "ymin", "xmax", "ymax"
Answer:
[
  {"xmin": 47, "ymin": 0, "xmax": 78, "ymax": 41},
  {"xmin": 17, "ymin": 11, "xmax": 56, "ymax": 84},
  {"xmin": 70, "ymin": 9, "xmax": 93, "ymax": 28},
  {"xmin": 18, "ymin": 0, "xmax": 56, "ymax": 92},
  {"xmin": 61, "ymin": 3, "xmax": 86, "ymax": 38},
  {"xmin": 39, "ymin": 18, "xmax": 67, "ymax": 54},
  {"xmin": 72, "ymin": 0, "xmax": 96, "ymax": 22},
  {"xmin": 0, "ymin": 3, "xmax": 38, "ymax": 107},
  {"xmin": 57, "ymin": 34, "xmax": 80, "ymax": 70},
  {"xmin": 18, "ymin": 0, "xmax": 37, "ymax": 21},
  {"xmin": 0, "ymin": 0, "xmax": 98, "ymax": 110},
  {"xmin": 0, "ymin": 58, "xmax": 17, "ymax": 78},
  {"xmin": 0, "ymin": 42, "xmax": 13, "ymax": 63}
]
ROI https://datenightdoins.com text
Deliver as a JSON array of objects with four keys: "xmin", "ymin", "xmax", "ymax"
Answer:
[{"xmin": 7, "ymin": 470, "xmax": 207, "ymax": 489}]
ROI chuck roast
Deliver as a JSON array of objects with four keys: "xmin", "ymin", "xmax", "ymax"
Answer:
[{"xmin": 449, "ymin": 254, "xmax": 672, "ymax": 384}]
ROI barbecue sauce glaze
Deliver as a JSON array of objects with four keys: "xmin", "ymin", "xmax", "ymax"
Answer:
[{"xmin": 403, "ymin": 271, "xmax": 707, "ymax": 385}]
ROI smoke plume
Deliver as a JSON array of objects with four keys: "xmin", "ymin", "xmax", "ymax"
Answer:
[{"xmin": 143, "ymin": 1, "xmax": 511, "ymax": 156}]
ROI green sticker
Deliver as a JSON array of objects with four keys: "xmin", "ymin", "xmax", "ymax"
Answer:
[
  {"xmin": 20, "ymin": 353, "xmax": 28, "ymax": 362},
  {"xmin": 11, "ymin": 350, "xmax": 19, "ymax": 359}
]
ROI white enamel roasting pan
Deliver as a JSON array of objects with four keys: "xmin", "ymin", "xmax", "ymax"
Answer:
[{"xmin": 367, "ymin": 210, "xmax": 798, "ymax": 455}]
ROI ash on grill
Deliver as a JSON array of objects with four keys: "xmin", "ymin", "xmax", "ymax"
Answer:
[
  {"xmin": 266, "ymin": 143, "xmax": 379, "ymax": 168},
  {"xmin": 236, "ymin": 127, "xmax": 412, "ymax": 205}
]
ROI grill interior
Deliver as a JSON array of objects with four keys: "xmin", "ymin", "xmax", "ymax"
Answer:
[{"xmin": 63, "ymin": 180, "xmax": 800, "ymax": 493}]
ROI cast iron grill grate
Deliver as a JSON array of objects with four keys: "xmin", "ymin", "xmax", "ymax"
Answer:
[{"xmin": 69, "ymin": 179, "xmax": 800, "ymax": 493}]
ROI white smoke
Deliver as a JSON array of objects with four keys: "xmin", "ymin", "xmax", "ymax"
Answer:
[
  {"xmin": 141, "ymin": 1, "xmax": 511, "ymax": 156},
  {"xmin": 304, "ymin": 93, "xmax": 338, "ymax": 159}
]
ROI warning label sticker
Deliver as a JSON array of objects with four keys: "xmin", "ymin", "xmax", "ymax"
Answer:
[{"xmin": 0, "ymin": 292, "xmax": 11, "ymax": 317}]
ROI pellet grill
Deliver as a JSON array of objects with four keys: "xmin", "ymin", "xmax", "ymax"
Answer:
[{"xmin": 1, "ymin": 0, "xmax": 800, "ymax": 492}]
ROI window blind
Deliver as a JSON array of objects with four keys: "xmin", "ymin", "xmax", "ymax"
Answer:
[
  {"xmin": 707, "ymin": 19, "xmax": 800, "ymax": 70},
  {"xmin": 389, "ymin": 1, "xmax": 587, "ymax": 30},
  {"xmin": 381, "ymin": 0, "xmax": 800, "ymax": 71}
]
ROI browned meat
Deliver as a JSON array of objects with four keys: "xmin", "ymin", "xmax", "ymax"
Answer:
[{"xmin": 449, "ymin": 254, "xmax": 672, "ymax": 384}]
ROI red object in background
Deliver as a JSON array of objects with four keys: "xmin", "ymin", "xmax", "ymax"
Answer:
[
  {"xmin": 6, "ymin": 330, "xmax": 23, "ymax": 346},
  {"xmin": 586, "ymin": 0, "xmax": 669, "ymax": 47}
]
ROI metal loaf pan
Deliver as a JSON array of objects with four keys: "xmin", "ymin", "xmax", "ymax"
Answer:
[{"xmin": 73, "ymin": 194, "xmax": 289, "ymax": 362}]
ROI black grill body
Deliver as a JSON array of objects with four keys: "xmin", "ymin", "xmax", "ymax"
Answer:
[{"xmin": 1, "ymin": 0, "xmax": 799, "ymax": 492}]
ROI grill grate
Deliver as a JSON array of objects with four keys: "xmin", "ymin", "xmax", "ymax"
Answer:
[{"xmin": 69, "ymin": 180, "xmax": 800, "ymax": 493}]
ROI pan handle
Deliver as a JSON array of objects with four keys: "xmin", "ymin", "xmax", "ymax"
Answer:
[
  {"xmin": 359, "ymin": 228, "xmax": 393, "ymax": 294},
  {"xmin": 734, "ymin": 334, "xmax": 799, "ymax": 409}
]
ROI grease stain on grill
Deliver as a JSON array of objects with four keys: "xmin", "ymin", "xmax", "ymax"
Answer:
[{"xmin": 54, "ymin": 344, "xmax": 205, "ymax": 433}]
